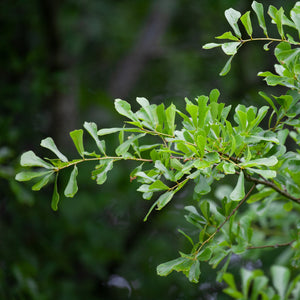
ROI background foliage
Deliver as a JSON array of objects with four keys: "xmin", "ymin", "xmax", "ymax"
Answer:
[{"xmin": 1, "ymin": 0, "xmax": 298, "ymax": 299}]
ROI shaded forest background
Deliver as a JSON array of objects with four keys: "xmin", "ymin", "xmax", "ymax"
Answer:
[{"xmin": 0, "ymin": 0, "xmax": 293, "ymax": 299}]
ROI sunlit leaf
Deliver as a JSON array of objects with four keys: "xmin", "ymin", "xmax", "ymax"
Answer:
[
  {"xmin": 230, "ymin": 172, "xmax": 245, "ymax": 201},
  {"xmin": 251, "ymin": 1, "xmax": 268, "ymax": 37},
  {"xmin": 225, "ymin": 8, "xmax": 242, "ymax": 38},
  {"xmin": 84, "ymin": 122, "xmax": 106, "ymax": 155},
  {"xmin": 215, "ymin": 31, "xmax": 239, "ymax": 41},
  {"xmin": 240, "ymin": 11, "xmax": 253, "ymax": 37},
  {"xmin": 20, "ymin": 151, "xmax": 53, "ymax": 169},
  {"xmin": 40, "ymin": 137, "xmax": 68, "ymax": 162}
]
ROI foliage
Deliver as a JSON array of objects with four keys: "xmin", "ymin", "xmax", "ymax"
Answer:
[{"xmin": 16, "ymin": 1, "xmax": 300, "ymax": 298}]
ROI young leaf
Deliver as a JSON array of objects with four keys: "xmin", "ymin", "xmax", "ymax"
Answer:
[
  {"xmin": 40, "ymin": 137, "xmax": 68, "ymax": 162},
  {"xmin": 32, "ymin": 172, "xmax": 54, "ymax": 191},
  {"xmin": 93, "ymin": 160, "xmax": 114, "ymax": 185},
  {"xmin": 64, "ymin": 165, "xmax": 78, "ymax": 198},
  {"xmin": 240, "ymin": 11, "xmax": 253, "ymax": 37},
  {"xmin": 230, "ymin": 172, "xmax": 245, "ymax": 201},
  {"xmin": 271, "ymin": 265, "xmax": 290, "ymax": 300},
  {"xmin": 188, "ymin": 260, "xmax": 201, "ymax": 283},
  {"xmin": 114, "ymin": 99, "xmax": 139, "ymax": 122},
  {"xmin": 15, "ymin": 170, "xmax": 53, "ymax": 182},
  {"xmin": 115, "ymin": 133, "xmax": 146, "ymax": 156},
  {"xmin": 84, "ymin": 122, "xmax": 106, "ymax": 155},
  {"xmin": 224, "ymin": 8, "xmax": 242, "ymax": 38},
  {"xmin": 148, "ymin": 180, "xmax": 169, "ymax": 192},
  {"xmin": 202, "ymin": 43, "xmax": 222, "ymax": 49},
  {"xmin": 215, "ymin": 31, "xmax": 239, "ymax": 41},
  {"xmin": 251, "ymin": 1, "xmax": 268, "ymax": 37},
  {"xmin": 156, "ymin": 191, "xmax": 175, "ymax": 210},
  {"xmin": 70, "ymin": 129, "xmax": 84, "ymax": 157},
  {"xmin": 51, "ymin": 174, "xmax": 60, "ymax": 211},
  {"xmin": 20, "ymin": 151, "xmax": 54, "ymax": 169},
  {"xmin": 220, "ymin": 55, "xmax": 234, "ymax": 76},
  {"xmin": 221, "ymin": 42, "xmax": 240, "ymax": 56}
]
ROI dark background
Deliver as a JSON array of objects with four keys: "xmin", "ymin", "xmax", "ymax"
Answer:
[{"xmin": 0, "ymin": 0, "xmax": 292, "ymax": 299}]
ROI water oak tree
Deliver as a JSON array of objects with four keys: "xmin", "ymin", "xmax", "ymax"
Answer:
[{"xmin": 16, "ymin": 2, "xmax": 300, "ymax": 298}]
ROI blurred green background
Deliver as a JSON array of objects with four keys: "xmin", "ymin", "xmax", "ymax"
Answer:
[{"xmin": 0, "ymin": 0, "xmax": 292, "ymax": 299}]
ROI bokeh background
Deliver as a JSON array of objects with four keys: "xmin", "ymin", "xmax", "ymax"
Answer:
[{"xmin": 0, "ymin": 0, "xmax": 292, "ymax": 299}]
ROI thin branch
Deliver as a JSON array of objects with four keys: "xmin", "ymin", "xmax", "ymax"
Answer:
[
  {"xmin": 247, "ymin": 240, "xmax": 295, "ymax": 250},
  {"xmin": 244, "ymin": 173, "xmax": 300, "ymax": 204},
  {"xmin": 194, "ymin": 184, "xmax": 256, "ymax": 256}
]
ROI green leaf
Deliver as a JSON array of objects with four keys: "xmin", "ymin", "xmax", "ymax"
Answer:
[
  {"xmin": 156, "ymin": 191, "xmax": 175, "ymax": 210},
  {"xmin": 165, "ymin": 104, "xmax": 176, "ymax": 135},
  {"xmin": 259, "ymin": 92, "xmax": 278, "ymax": 114},
  {"xmin": 70, "ymin": 129, "xmax": 84, "ymax": 157},
  {"xmin": 157, "ymin": 257, "xmax": 189, "ymax": 277},
  {"xmin": 268, "ymin": 6, "xmax": 285, "ymax": 39},
  {"xmin": 51, "ymin": 174, "xmax": 60, "ymax": 211},
  {"xmin": 31, "ymin": 172, "xmax": 53, "ymax": 191},
  {"xmin": 215, "ymin": 31, "xmax": 239, "ymax": 41},
  {"xmin": 209, "ymin": 89, "xmax": 220, "ymax": 103},
  {"xmin": 114, "ymin": 99, "xmax": 138, "ymax": 122},
  {"xmin": 197, "ymin": 248, "xmax": 212, "ymax": 261},
  {"xmin": 188, "ymin": 260, "xmax": 201, "ymax": 283},
  {"xmin": 225, "ymin": 8, "xmax": 242, "ymax": 38},
  {"xmin": 230, "ymin": 172, "xmax": 245, "ymax": 201},
  {"xmin": 271, "ymin": 265, "xmax": 290, "ymax": 300},
  {"xmin": 248, "ymin": 168, "xmax": 276, "ymax": 178},
  {"xmin": 115, "ymin": 133, "xmax": 146, "ymax": 156},
  {"xmin": 155, "ymin": 160, "xmax": 173, "ymax": 181},
  {"xmin": 240, "ymin": 11, "xmax": 253, "ymax": 37},
  {"xmin": 251, "ymin": 1, "xmax": 268, "ymax": 37},
  {"xmin": 84, "ymin": 122, "xmax": 106, "ymax": 155},
  {"xmin": 223, "ymin": 162, "xmax": 236, "ymax": 174},
  {"xmin": 40, "ymin": 137, "xmax": 68, "ymax": 162},
  {"xmin": 195, "ymin": 176, "xmax": 211, "ymax": 195},
  {"xmin": 221, "ymin": 42, "xmax": 240, "ymax": 56},
  {"xmin": 178, "ymin": 229, "xmax": 194, "ymax": 246},
  {"xmin": 148, "ymin": 180, "xmax": 169, "ymax": 192},
  {"xmin": 64, "ymin": 165, "xmax": 78, "ymax": 198},
  {"xmin": 220, "ymin": 55, "xmax": 234, "ymax": 76},
  {"xmin": 15, "ymin": 170, "xmax": 53, "ymax": 182},
  {"xmin": 239, "ymin": 156, "xmax": 278, "ymax": 168},
  {"xmin": 97, "ymin": 127, "xmax": 142, "ymax": 135},
  {"xmin": 20, "ymin": 151, "xmax": 53, "ymax": 169},
  {"xmin": 291, "ymin": 5, "xmax": 300, "ymax": 38},
  {"xmin": 202, "ymin": 43, "xmax": 222, "ymax": 49},
  {"xmin": 93, "ymin": 160, "xmax": 114, "ymax": 185}
]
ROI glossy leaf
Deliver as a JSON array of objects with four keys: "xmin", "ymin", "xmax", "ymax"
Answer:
[
  {"xmin": 93, "ymin": 160, "xmax": 114, "ymax": 185},
  {"xmin": 64, "ymin": 165, "xmax": 78, "ymax": 197},
  {"xmin": 20, "ymin": 151, "xmax": 53, "ymax": 169},
  {"xmin": 40, "ymin": 137, "xmax": 68, "ymax": 162},
  {"xmin": 51, "ymin": 174, "xmax": 60, "ymax": 211},
  {"xmin": 240, "ymin": 11, "xmax": 253, "ymax": 37},
  {"xmin": 156, "ymin": 191, "xmax": 175, "ymax": 210},
  {"xmin": 230, "ymin": 172, "xmax": 245, "ymax": 201},
  {"xmin": 188, "ymin": 260, "xmax": 200, "ymax": 283},
  {"xmin": 271, "ymin": 265, "xmax": 290, "ymax": 299},
  {"xmin": 224, "ymin": 8, "xmax": 241, "ymax": 38},
  {"xmin": 114, "ymin": 99, "xmax": 138, "ymax": 122},
  {"xmin": 221, "ymin": 42, "xmax": 240, "ymax": 56},
  {"xmin": 15, "ymin": 170, "xmax": 53, "ymax": 182},
  {"xmin": 31, "ymin": 172, "xmax": 53, "ymax": 191},
  {"xmin": 252, "ymin": 1, "xmax": 268, "ymax": 37},
  {"xmin": 115, "ymin": 133, "xmax": 146, "ymax": 156},
  {"xmin": 70, "ymin": 129, "xmax": 85, "ymax": 157},
  {"xmin": 215, "ymin": 31, "xmax": 239, "ymax": 41},
  {"xmin": 84, "ymin": 122, "xmax": 106, "ymax": 155}
]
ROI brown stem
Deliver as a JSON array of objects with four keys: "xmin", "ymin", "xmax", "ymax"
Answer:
[
  {"xmin": 247, "ymin": 240, "xmax": 295, "ymax": 250},
  {"xmin": 244, "ymin": 173, "xmax": 300, "ymax": 204}
]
